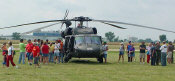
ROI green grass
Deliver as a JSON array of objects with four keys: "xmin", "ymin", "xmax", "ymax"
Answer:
[{"xmin": 0, "ymin": 51, "xmax": 175, "ymax": 81}]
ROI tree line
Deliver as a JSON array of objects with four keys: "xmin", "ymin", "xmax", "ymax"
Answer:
[{"xmin": 105, "ymin": 31, "xmax": 175, "ymax": 43}]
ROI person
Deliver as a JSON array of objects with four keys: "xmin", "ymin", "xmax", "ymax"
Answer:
[
  {"xmin": 33, "ymin": 39, "xmax": 37, "ymax": 44},
  {"xmin": 167, "ymin": 41, "xmax": 174, "ymax": 64},
  {"xmin": 146, "ymin": 43, "xmax": 152, "ymax": 64},
  {"xmin": 151, "ymin": 43, "xmax": 156, "ymax": 66},
  {"xmin": 129, "ymin": 44, "xmax": 135, "ymax": 62},
  {"xmin": 54, "ymin": 40, "xmax": 60, "ymax": 64},
  {"xmin": 42, "ymin": 42, "xmax": 49, "ymax": 64},
  {"xmin": 26, "ymin": 39, "xmax": 34, "ymax": 65},
  {"xmin": 58, "ymin": 40, "xmax": 64, "ymax": 63},
  {"xmin": 32, "ymin": 43, "xmax": 40, "ymax": 68},
  {"xmin": 1, "ymin": 43, "xmax": 8, "ymax": 67},
  {"xmin": 18, "ymin": 39, "xmax": 26, "ymax": 64},
  {"xmin": 139, "ymin": 42, "xmax": 146, "ymax": 64},
  {"xmin": 160, "ymin": 41, "xmax": 167, "ymax": 66},
  {"xmin": 49, "ymin": 42, "xmax": 54, "ymax": 63},
  {"xmin": 155, "ymin": 42, "xmax": 161, "ymax": 65},
  {"xmin": 6, "ymin": 42, "xmax": 18, "ymax": 68},
  {"xmin": 46, "ymin": 39, "xmax": 49, "ymax": 45},
  {"xmin": 118, "ymin": 42, "xmax": 125, "ymax": 63},
  {"xmin": 39, "ymin": 40, "xmax": 44, "ymax": 62},
  {"xmin": 102, "ymin": 42, "xmax": 108, "ymax": 63},
  {"xmin": 127, "ymin": 41, "xmax": 132, "ymax": 62}
]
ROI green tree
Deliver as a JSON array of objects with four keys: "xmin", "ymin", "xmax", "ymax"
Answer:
[
  {"xmin": 174, "ymin": 40, "xmax": 175, "ymax": 43},
  {"xmin": 159, "ymin": 34, "xmax": 166, "ymax": 42},
  {"xmin": 12, "ymin": 32, "xmax": 21, "ymax": 40},
  {"xmin": 105, "ymin": 32, "xmax": 115, "ymax": 42},
  {"xmin": 138, "ymin": 39, "xmax": 145, "ymax": 43}
]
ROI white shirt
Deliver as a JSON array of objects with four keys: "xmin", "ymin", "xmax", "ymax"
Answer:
[
  {"xmin": 160, "ymin": 44, "xmax": 167, "ymax": 52},
  {"xmin": 103, "ymin": 45, "xmax": 108, "ymax": 54},
  {"xmin": 146, "ymin": 46, "xmax": 152, "ymax": 55},
  {"xmin": 54, "ymin": 43, "xmax": 60, "ymax": 53},
  {"xmin": 8, "ymin": 46, "xmax": 14, "ymax": 55}
]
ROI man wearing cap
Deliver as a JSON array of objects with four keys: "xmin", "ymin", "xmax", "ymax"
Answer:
[
  {"xmin": 103, "ymin": 42, "xmax": 108, "ymax": 63},
  {"xmin": 160, "ymin": 41, "xmax": 167, "ymax": 66},
  {"xmin": 139, "ymin": 42, "xmax": 146, "ymax": 64},
  {"xmin": 26, "ymin": 39, "xmax": 34, "ymax": 65},
  {"xmin": 151, "ymin": 43, "xmax": 156, "ymax": 66}
]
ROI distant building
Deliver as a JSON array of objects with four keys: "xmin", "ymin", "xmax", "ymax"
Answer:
[{"xmin": 0, "ymin": 31, "xmax": 62, "ymax": 40}]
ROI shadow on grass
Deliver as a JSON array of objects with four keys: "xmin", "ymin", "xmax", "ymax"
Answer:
[{"xmin": 69, "ymin": 59, "xmax": 112, "ymax": 65}]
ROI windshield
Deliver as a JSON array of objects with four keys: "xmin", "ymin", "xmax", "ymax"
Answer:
[{"xmin": 75, "ymin": 36, "xmax": 101, "ymax": 45}]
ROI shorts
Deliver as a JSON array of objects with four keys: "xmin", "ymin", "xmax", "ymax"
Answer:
[
  {"xmin": 167, "ymin": 52, "xmax": 172, "ymax": 58},
  {"xmin": 43, "ymin": 54, "xmax": 49, "ymax": 57},
  {"xmin": 129, "ymin": 53, "xmax": 134, "ymax": 57},
  {"xmin": 104, "ymin": 54, "xmax": 107, "ymax": 59},
  {"xmin": 34, "ymin": 57, "xmax": 39, "ymax": 64},
  {"xmin": 140, "ymin": 53, "xmax": 145, "ymax": 58},
  {"xmin": 54, "ymin": 52, "xmax": 59, "ymax": 56},
  {"xmin": 27, "ymin": 52, "xmax": 33, "ymax": 60},
  {"xmin": 119, "ymin": 51, "xmax": 124, "ymax": 55}
]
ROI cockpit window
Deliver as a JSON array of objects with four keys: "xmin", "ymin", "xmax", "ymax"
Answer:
[
  {"xmin": 75, "ymin": 36, "xmax": 101, "ymax": 45},
  {"xmin": 75, "ymin": 36, "xmax": 84, "ymax": 45},
  {"xmin": 85, "ymin": 36, "xmax": 101, "ymax": 45}
]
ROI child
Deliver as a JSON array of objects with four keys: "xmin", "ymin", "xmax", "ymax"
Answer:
[
  {"xmin": 1, "ymin": 43, "xmax": 8, "ymax": 67},
  {"xmin": 32, "ymin": 43, "xmax": 40, "ymax": 68},
  {"xmin": 129, "ymin": 44, "xmax": 135, "ymax": 62}
]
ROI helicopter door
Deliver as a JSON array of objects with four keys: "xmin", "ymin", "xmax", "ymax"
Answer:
[{"xmin": 69, "ymin": 36, "xmax": 75, "ymax": 52}]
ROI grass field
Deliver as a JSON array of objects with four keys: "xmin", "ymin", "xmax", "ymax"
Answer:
[{"xmin": 0, "ymin": 51, "xmax": 175, "ymax": 81}]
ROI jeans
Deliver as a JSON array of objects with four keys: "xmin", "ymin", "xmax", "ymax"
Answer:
[
  {"xmin": 58, "ymin": 53, "xmax": 64, "ymax": 63},
  {"xmin": 156, "ymin": 51, "xmax": 161, "ymax": 65},
  {"xmin": 49, "ymin": 52, "xmax": 54, "ymax": 62},
  {"xmin": 18, "ymin": 52, "xmax": 25, "ymax": 64},
  {"xmin": 161, "ymin": 52, "xmax": 167, "ymax": 66},
  {"xmin": 151, "ymin": 54, "xmax": 156, "ymax": 66}
]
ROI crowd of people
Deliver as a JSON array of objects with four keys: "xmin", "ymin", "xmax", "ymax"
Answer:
[
  {"xmin": 1, "ymin": 39, "xmax": 174, "ymax": 68},
  {"xmin": 1, "ymin": 39, "xmax": 64, "ymax": 68},
  {"xmin": 115, "ymin": 41, "xmax": 174, "ymax": 66}
]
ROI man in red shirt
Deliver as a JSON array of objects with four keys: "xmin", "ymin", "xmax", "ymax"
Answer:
[
  {"xmin": 26, "ymin": 39, "xmax": 34, "ymax": 65},
  {"xmin": 42, "ymin": 42, "xmax": 49, "ymax": 64},
  {"xmin": 32, "ymin": 43, "xmax": 40, "ymax": 68}
]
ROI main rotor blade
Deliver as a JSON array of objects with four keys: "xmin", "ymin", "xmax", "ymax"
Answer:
[
  {"xmin": 61, "ymin": 10, "xmax": 69, "ymax": 29},
  {"xmin": 0, "ymin": 20, "xmax": 65, "ymax": 29},
  {"xmin": 93, "ymin": 19, "xmax": 175, "ymax": 33},
  {"xmin": 101, "ymin": 22, "xmax": 126, "ymax": 29},
  {"xmin": 21, "ymin": 22, "xmax": 61, "ymax": 34}
]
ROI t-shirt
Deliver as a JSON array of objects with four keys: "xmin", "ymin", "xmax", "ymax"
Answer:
[
  {"xmin": 130, "ymin": 47, "xmax": 135, "ymax": 54},
  {"xmin": 19, "ymin": 43, "xmax": 26, "ymax": 52},
  {"xmin": 151, "ymin": 46, "xmax": 156, "ymax": 55},
  {"xmin": 160, "ymin": 44, "xmax": 167, "ymax": 52},
  {"xmin": 8, "ymin": 46, "xmax": 14, "ymax": 55},
  {"xmin": 140, "ymin": 45, "xmax": 146, "ymax": 53},
  {"xmin": 127, "ymin": 44, "xmax": 132, "ymax": 51},
  {"xmin": 146, "ymin": 46, "xmax": 152, "ymax": 55},
  {"xmin": 54, "ymin": 43, "xmax": 60, "ymax": 53},
  {"xmin": 103, "ymin": 45, "xmax": 108, "ymax": 54},
  {"xmin": 49, "ymin": 45, "xmax": 55, "ymax": 53},
  {"xmin": 119, "ymin": 45, "xmax": 124, "ymax": 51},
  {"xmin": 42, "ymin": 45, "xmax": 49, "ymax": 54},
  {"xmin": 26, "ymin": 43, "xmax": 33, "ymax": 53},
  {"xmin": 32, "ymin": 46, "xmax": 40, "ymax": 57},
  {"xmin": 168, "ymin": 45, "xmax": 174, "ymax": 52}
]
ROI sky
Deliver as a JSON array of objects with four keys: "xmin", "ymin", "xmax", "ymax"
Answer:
[{"xmin": 0, "ymin": 0, "xmax": 175, "ymax": 41}]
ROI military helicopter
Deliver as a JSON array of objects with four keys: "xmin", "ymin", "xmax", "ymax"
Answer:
[{"xmin": 1, "ymin": 10, "xmax": 175, "ymax": 63}]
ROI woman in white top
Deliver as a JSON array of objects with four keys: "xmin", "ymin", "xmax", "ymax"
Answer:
[
  {"xmin": 146, "ymin": 43, "xmax": 152, "ymax": 64},
  {"xmin": 6, "ymin": 42, "xmax": 18, "ymax": 68}
]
